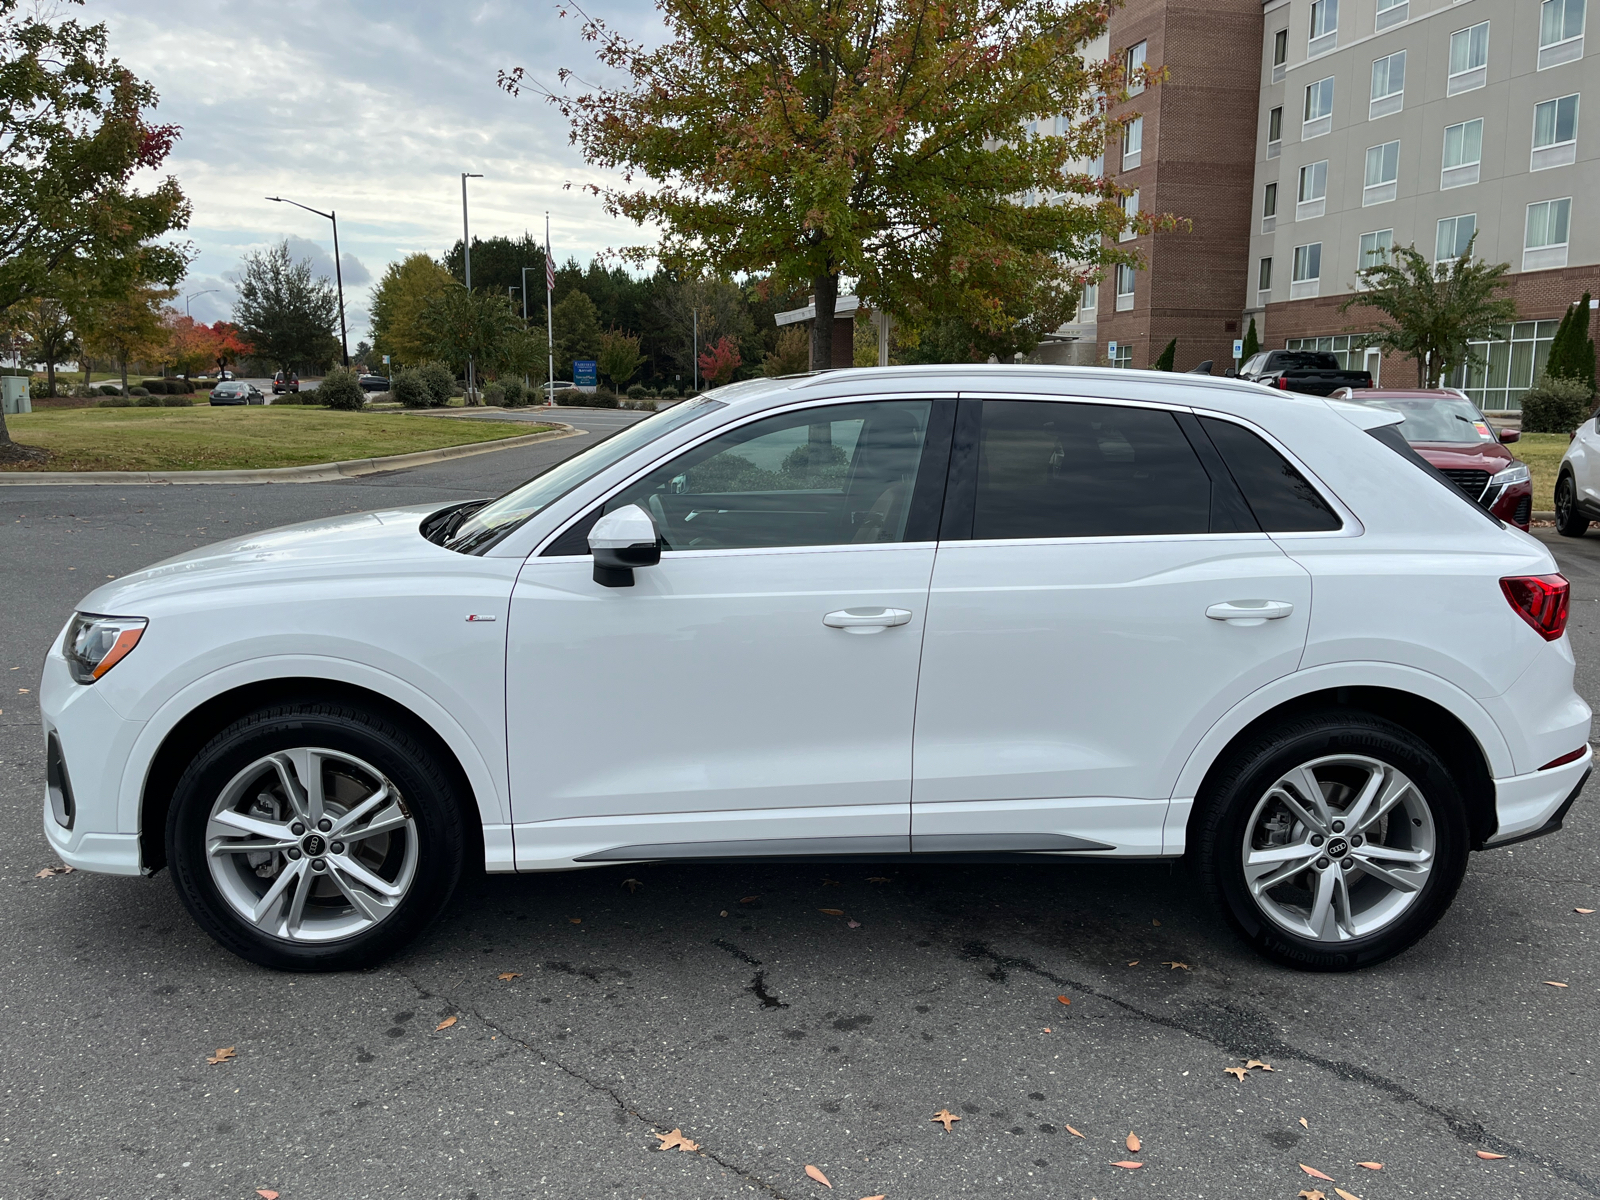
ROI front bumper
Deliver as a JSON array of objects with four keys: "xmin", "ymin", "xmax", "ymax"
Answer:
[
  {"xmin": 1485, "ymin": 749, "xmax": 1592, "ymax": 846},
  {"xmin": 1486, "ymin": 479, "xmax": 1535, "ymax": 530}
]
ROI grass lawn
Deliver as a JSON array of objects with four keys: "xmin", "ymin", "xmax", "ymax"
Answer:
[
  {"xmin": 1511, "ymin": 432, "xmax": 1567, "ymax": 513},
  {"xmin": 0, "ymin": 407, "xmax": 550, "ymax": 472}
]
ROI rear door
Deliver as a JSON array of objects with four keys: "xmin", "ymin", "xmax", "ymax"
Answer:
[{"xmin": 910, "ymin": 396, "xmax": 1318, "ymax": 856}]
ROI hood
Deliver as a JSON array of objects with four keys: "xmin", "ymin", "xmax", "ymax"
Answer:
[
  {"xmin": 74, "ymin": 503, "xmax": 453, "ymax": 614},
  {"xmin": 1410, "ymin": 441, "xmax": 1517, "ymax": 471}
]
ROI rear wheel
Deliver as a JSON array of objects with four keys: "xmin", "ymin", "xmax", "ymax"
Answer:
[
  {"xmin": 1194, "ymin": 711, "xmax": 1468, "ymax": 971},
  {"xmin": 1555, "ymin": 472, "xmax": 1588, "ymax": 538},
  {"xmin": 167, "ymin": 700, "xmax": 465, "ymax": 971}
]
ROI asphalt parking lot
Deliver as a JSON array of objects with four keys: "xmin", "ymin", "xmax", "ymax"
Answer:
[{"xmin": 1, "ymin": 425, "xmax": 1597, "ymax": 1200}]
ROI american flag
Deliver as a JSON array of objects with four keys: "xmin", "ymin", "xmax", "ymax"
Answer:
[{"xmin": 545, "ymin": 240, "xmax": 555, "ymax": 292}]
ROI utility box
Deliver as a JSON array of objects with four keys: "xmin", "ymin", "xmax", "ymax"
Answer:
[{"xmin": 1, "ymin": 376, "xmax": 30, "ymax": 415}]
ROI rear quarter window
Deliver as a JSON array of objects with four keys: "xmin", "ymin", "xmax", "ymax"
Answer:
[{"xmin": 1198, "ymin": 416, "xmax": 1342, "ymax": 532}]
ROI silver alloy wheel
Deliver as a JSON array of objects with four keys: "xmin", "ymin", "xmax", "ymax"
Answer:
[
  {"xmin": 205, "ymin": 747, "xmax": 418, "ymax": 943},
  {"xmin": 1242, "ymin": 754, "xmax": 1436, "ymax": 942}
]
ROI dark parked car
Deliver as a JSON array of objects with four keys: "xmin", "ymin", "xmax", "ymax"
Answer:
[
  {"xmin": 358, "ymin": 374, "xmax": 390, "ymax": 393},
  {"xmin": 209, "ymin": 381, "xmax": 265, "ymax": 406},
  {"xmin": 1332, "ymin": 387, "xmax": 1532, "ymax": 530},
  {"xmin": 1238, "ymin": 350, "xmax": 1373, "ymax": 396},
  {"xmin": 272, "ymin": 370, "xmax": 299, "ymax": 395}
]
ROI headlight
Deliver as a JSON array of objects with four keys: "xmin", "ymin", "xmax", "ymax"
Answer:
[
  {"xmin": 1490, "ymin": 462, "xmax": 1531, "ymax": 487},
  {"xmin": 63, "ymin": 613, "xmax": 147, "ymax": 684}
]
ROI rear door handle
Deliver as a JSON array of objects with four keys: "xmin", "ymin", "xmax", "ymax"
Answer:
[
  {"xmin": 1206, "ymin": 600, "xmax": 1295, "ymax": 626},
  {"xmin": 823, "ymin": 607, "xmax": 913, "ymax": 634}
]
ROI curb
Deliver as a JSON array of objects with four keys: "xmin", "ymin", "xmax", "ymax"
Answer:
[
  {"xmin": 0, "ymin": 424, "xmax": 580, "ymax": 486},
  {"xmin": 1535, "ymin": 511, "xmax": 1556, "ymax": 520}
]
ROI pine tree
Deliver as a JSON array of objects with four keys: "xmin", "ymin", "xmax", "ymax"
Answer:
[
  {"xmin": 1152, "ymin": 338, "xmax": 1177, "ymax": 371},
  {"xmin": 1545, "ymin": 300, "xmax": 1578, "ymax": 382},
  {"xmin": 1240, "ymin": 317, "xmax": 1260, "ymax": 365},
  {"xmin": 1548, "ymin": 294, "xmax": 1596, "ymax": 391}
]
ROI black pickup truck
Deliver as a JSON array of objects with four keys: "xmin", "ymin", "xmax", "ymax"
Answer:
[{"xmin": 1237, "ymin": 350, "xmax": 1373, "ymax": 396}]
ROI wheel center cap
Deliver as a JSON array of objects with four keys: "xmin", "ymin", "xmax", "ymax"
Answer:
[
  {"xmin": 1327, "ymin": 837, "xmax": 1349, "ymax": 858},
  {"xmin": 302, "ymin": 833, "xmax": 327, "ymax": 857}
]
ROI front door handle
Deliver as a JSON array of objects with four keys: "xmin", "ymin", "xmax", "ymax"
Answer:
[
  {"xmin": 1206, "ymin": 600, "xmax": 1295, "ymax": 626},
  {"xmin": 823, "ymin": 607, "xmax": 913, "ymax": 635}
]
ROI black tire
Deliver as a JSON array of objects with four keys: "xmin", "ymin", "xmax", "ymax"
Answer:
[
  {"xmin": 1555, "ymin": 472, "xmax": 1588, "ymax": 538},
  {"xmin": 1192, "ymin": 710, "xmax": 1469, "ymax": 971},
  {"xmin": 166, "ymin": 700, "xmax": 465, "ymax": 971}
]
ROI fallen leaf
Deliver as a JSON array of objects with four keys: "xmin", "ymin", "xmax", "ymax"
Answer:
[
  {"xmin": 1224, "ymin": 1066, "xmax": 1248, "ymax": 1081},
  {"xmin": 1163, "ymin": 961, "xmax": 1190, "ymax": 970},
  {"xmin": 866, "ymin": 876, "xmax": 890, "ymax": 883},
  {"xmin": 859, "ymin": 1195, "xmax": 886, "ymax": 1200},
  {"xmin": 256, "ymin": 1191, "xmax": 279, "ymax": 1199},
  {"xmin": 1151, "ymin": 918, "xmax": 1161, "ymax": 926},
  {"xmin": 1126, "ymin": 960, "xmax": 1139, "ymax": 966},
  {"xmin": 720, "ymin": 910, "xmax": 729, "ymax": 917},
  {"xmin": 1576, "ymin": 908, "xmax": 1595, "ymax": 914},
  {"xmin": 1057, "ymin": 995, "xmax": 1071, "ymax": 1005},
  {"xmin": 1246, "ymin": 1059, "xmax": 1275, "ymax": 1071},
  {"xmin": 206, "ymin": 1047, "xmax": 236, "ymax": 1065},
  {"xmin": 1357, "ymin": 1162, "xmax": 1383, "ymax": 1170},
  {"xmin": 1545, "ymin": 981, "xmax": 1569, "ymax": 988},
  {"xmin": 34, "ymin": 865, "xmax": 75, "ymax": 878},
  {"xmin": 1476, "ymin": 1151, "xmax": 1507, "ymax": 1160},
  {"xmin": 568, "ymin": 917, "xmax": 582, "ymax": 924},
  {"xmin": 1334, "ymin": 1189, "xmax": 1363, "ymax": 1200},
  {"xmin": 1299, "ymin": 1117, "xmax": 1309, "ymax": 1129},
  {"xmin": 1126, "ymin": 1131, "xmax": 1141, "ymax": 1152},
  {"xmin": 497, "ymin": 972, "xmax": 522, "ymax": 981},
  {"xmin": 805, "ymin": 1164, "xmax": 832, "ymax": 1188},
  {"xmin": 740, "ymin": 895, "xmax": 760, "ymax": 904},
  {"xmin": 623, "ymin": 878, "xmax": 643, "ymax": 892},
  {"xmin": 819, "ymin": 908, "xmax": 845, "ymax": 916},
  {"xmin": 1297, "ymin": 1192, "xmax": 1327, "ymax": 1200},
  {"xmin": 1065, "ymin": 1124, "xmax": 1085, "ymax": 1138},
  {"xmin": 1110, "ymin": 1160, "xmax": 1143, "ymax": 1169},
  {"xmin": 931, "ymin": 1109, "xmax": 961, "ymax": 1131},
  {"xmin": 435, "ymin": 1016, "xmax": 458, "ymax": 1030},
  {"xmin": 822, "ymin": 878, "xmax": 842, "ymax": 887},
  {"xmin": 1042, "ymin": 1026, "xmax": 1051, "ymax": 1033},
  {"xmin": 1300, "ymin": 1164, "xmax": 1335, "ymax": 1181},
  {"xmin": 846, "ymin": 919, "xmax": 861, "ymax": 929},
  {"xmin": 17, "ymin": 687, "xmax": 29, "ymax": 693},
  {"xmin": 653, "ymin": 1128, "xmax": 699, "ymax": 1152}
]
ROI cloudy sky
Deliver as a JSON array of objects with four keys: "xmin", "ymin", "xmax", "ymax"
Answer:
[{"xmin": 100, "ymin": 0, "xmax": 664, "ymax": 340}]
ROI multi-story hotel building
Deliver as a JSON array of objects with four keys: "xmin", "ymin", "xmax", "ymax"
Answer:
[{"xmin": 1073, "ymin": 0, "xmax": 1598, "ymax": 412}]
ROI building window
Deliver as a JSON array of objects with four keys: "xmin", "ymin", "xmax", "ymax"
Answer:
[
  {"xmin": 1370, "ymin": 51, "xmax": 1406, "ymax": 119},
  {"xmin": 1288, "ymin": 334, "xmax": 1377, "ymax": 370},
  {"xmin": 1532, "ymin": 94, "xmax": 1580, "ymax": 170},
  {"xmin": 1524, "ymin": 197, "xmax": 1572, "ymax": 269},
  {"xmin": 1303, "ymin": 77, "xmax": 1335, "ymax": 139},
  {"xmin": 1115, "ymin": 263, "xmax": 1136, "ymax": 311},
  {"xmin": 1435, "ymin": 214, "xmax": 1478, "ymax": 262},
  {"xmin": 1441, "ymin": 118, "xmax": 1484, "ymax": 189},
  {"xmin": 1272, "ymin": 28, "xmax": 1289, "ymax": 82},
  {"xmin": 1453, "ymin": 320, "xmax": 1562, "ymax": 411},
  {"xmin": 1291, "ymin": 242, "xmax": 1323, "ymax": 299},
  {"xmin": 1297, "ymin": 160, "xmax": 1328, "ymax": 220},
  {"xmin": 1362, "ymin": 141, "xmax": 1399, "ymax": 206},
  {"xmin": 1262, "ymin": 181, "xmax": 1278, "ymax": 232},
  {"xmin": 1309, "ymin": 0, "xmax": 1339, "ymax": 56},
  {"xmin": 1119, "ymin": 189, "xmax": 1140, "ymax": 242},
  {"xmin": 1359, "ymin": 229, "xmax": 1395, "ymax": 272},
  {"xmin": 1258, "ymin": 256, "xmax": 1274, "ymax": 304},
  {"xmin": 1079, "ymin": 280, "xmax": 1098, "ymax": 314},
  {"xmin": 1268, "ymin": 106, "xmax": 1284, "ymax": 158},
  {"xmin": 1448, "ymin": 22, "xmax": 1490, "ymax": 95},
  {"xmin": 1376, "ymin": 0, "xmax": 1408, "ymax": 31},
  {"xmin": 1109, "ymin": 343, "xmax": 1134, "ymax": 368},
  {"xmin": 1126, "ymin": 41, "xmax": 1147, "ymax": 95},
  {"xmin": 1122, "ymin": 116, "xmax": 1143, "ymax": 170},
  {"xmin": 1539, "ymin": 0, "xmax": 1585, "ymax": 70}
]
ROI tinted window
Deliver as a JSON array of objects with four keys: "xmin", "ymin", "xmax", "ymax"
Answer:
[
  {"xmin": 607, "ymin": 400, "xmax": 935, "ymax": 550},
  {"xmin": 1199, "ymin": 417, "xmax": 1342, "ymax": 532},
  {"xmin": 973, "ymin": 401, "xmax": 1213, "ymax": 539},
  {"xmin": 1269, "ymin": 351, "xmax": 1341, "ymax": 370}
]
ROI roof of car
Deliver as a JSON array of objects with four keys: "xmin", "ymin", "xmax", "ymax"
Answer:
[{"xmin": 1341, "ymin": 388, "xmax": 1467, "ymax": 400}]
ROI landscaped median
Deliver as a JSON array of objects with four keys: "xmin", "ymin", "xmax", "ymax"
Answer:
[
  {"xmin": 1510, "ymin": 431, "xmax": 1566, "ymax": 514},
  {"xmin": 0, "ymin": 406, "xmax": 553, "ymax": 473}
]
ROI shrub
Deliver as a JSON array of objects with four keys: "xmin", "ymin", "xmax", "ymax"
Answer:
[
  {"xmin": 97, "ymin": 396, "xmax": 131, "ymax": 408},
  {"xmin": 627, "ymin": 384, "xmax": 647, "ymax": 400},
  {"xmin": 418, "ymin": 363, "xmax": 455, "ymax": 408},
  {"xmin": 392, "ymin": 368, "xmax": 431, "ymax": 409},
  {"xmin": 160, "ymin": 394, "xmax": 192, "ymax": 407},
  {"xmin": 482, "ymin": 382, "xmax": 506, "ymax": 407},
  {"xmin": 317, "ymin": 367, "xmax": 367, "ymax": 412},
  {"xmin": 500, "ymin": 378, "xmax": 526, "ymax": 407},
  {"xmin": 621, "ymin": 396, "xmax": 657, "ymax": 411},
  {"xmin": 98, "ymin": 384, "xmax": 122, "ymax": 396},
  {"xmin": 129, "ymin": 386, "xmax": 150, "ymax": 397},
  {"xmin": 134, "ymin": 395, "xmax": 161, "ymax": 407},
  {"xmin": 587, "ymin": 388, "xmax": 620, "ymax": 408},
  {"xmin": 1521, "ymin": 376, "xmax": 1595, "ymax": 433},
  {"xmin": 272, "ymin": 392, "xmax": 304, "ymax": 405}
]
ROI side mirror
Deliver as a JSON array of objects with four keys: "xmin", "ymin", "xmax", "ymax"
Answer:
[
  {"xmin": 1223, "ymin": 367, "xmax": 1238, "ymax": 378},
  {"xmin": 1498, "ymin": 428, "xmax": 1520, "ymax": 444},
  {"xmin": 589, "ymin": 503, "xmax": 661, "ymax": 588}
]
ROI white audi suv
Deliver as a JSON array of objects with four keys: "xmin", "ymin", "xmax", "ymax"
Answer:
[{"xmin": 39, "ymin": 366, "xmax": 1590, "ymax": 971}]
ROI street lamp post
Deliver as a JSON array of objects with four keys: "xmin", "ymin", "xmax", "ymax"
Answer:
[
  {"xmin": 185, "ymin": 289, "xmax": 218, "ymax": 316},
  {"xmin": 461, "ymin": 173, "xmax": 483, "ymax": 401},
  {"xmin": 265, "ymin": 196, "xmax": 349, "ymax": 367}
]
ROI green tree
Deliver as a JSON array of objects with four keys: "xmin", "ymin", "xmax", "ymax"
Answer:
[
  {"xmin": 552, "ymin": 290, "xmax": 602, "ymax": 377},
  {"xmin": 316, "ymin": 366, "xmax": 366, "ymax": 411},
  {"xmin": 80, "ymin": 282, "xmax": 171, "ymax": 394},
  {"xmin": 762, "ymin": 325, "xmax": 810, "ymax": 376},
  {"xmin": 370, "ymin": 253, "xmax": 457, "ymax": 369},
  {"xmin": 508, "ymin": 0, "xmax": 1154, "ymax": 374},
  {"xmin": 1152, "ymin": 338, "xmax": 1177, "ymax": 371},
  {"xmin": 1341, "ymin": 235, "xmax": 1516, "ymax": 387},
  {"xmin": 1545, "ymin": 294, "xmax": 1596, "ymax": 392},
  {"xmin": 15, "ymin": 296, "xmax": 80, "ymax": 396},
  {"xmin": 1239, "ymin": 317, "xmax": 1260, "ymax": 365},
  {"xmin": 417, "ymin": 285, "xmax": 520, "ymax": 397},
  {"xmin": 595, "ymin": 328, "xmax": 646, "ymax": 390},
  {"xmin": 232, "ymin": 241, "xmax": 340, "ymax": 374}
]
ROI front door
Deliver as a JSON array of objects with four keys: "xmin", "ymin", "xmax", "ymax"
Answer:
[
  {"xmin": 911, "ymin": 397, "xmax": 1315, "ymax": 856},
  {"xmin": 506, "ymin": 397, "xmax": 953, "ymax": 869}
]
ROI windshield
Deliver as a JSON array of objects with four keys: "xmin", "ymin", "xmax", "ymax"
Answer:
[
  {"xmin": 443, "ymin": 397, "xmax": 728, "ymax": 553},
  {"xmin": 1355, "ymin": 395, "xmax": 1493, "ymax": 444}
]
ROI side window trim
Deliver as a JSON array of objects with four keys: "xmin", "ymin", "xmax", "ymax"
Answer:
[{"xmin": 1174, "ymin": 411, "xmax": 1262, "ymax": 533}]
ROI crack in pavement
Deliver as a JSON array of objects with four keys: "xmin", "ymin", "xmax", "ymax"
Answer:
[{"xmin": 959, "ymin": 941, "xmax": 1600, "ymax": 1196}]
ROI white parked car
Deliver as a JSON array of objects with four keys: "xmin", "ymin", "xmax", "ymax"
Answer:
[
  {"xmin": 41, "ymin": 367, "xmax": 1590, "ymax": 971},
  {"xmin": 1555, "ymin": 413, "xmax": 1600, "ymax": 537}
]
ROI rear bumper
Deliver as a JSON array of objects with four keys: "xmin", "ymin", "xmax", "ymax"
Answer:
[{"xmin": 1485, "ymin": 750, "xmax": 1592, "ymax": 847}]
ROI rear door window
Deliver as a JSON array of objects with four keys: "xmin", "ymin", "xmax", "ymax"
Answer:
[{"xmin": 1198, "ymin": 416, "xmax": 1342, "ymax": 532}]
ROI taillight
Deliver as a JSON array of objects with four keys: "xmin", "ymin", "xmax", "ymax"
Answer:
[
  {"xmin": 1501, "ymin": 574, "xmax": 1570, "ymax": 641},
  {"xmin": 1276, "ymin": 376, "xmax": 1289, "ymax": 389}
]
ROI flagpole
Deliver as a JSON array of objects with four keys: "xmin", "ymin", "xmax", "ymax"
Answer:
[{"xmin": 545, "ymin": 212, "xmax": 555, "ymax": 407}]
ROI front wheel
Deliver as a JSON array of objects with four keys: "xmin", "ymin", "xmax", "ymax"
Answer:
[
  {"xmin": 1193, "ymin": 711, "xmax": 1469, "ymax": 971},
  {"xmin": 1555, "ymin": 473, "xmax": 1588, "ymax": 538},
  {"xmin": 167, "ymin": 700, "xmax": 466, "ymax": 971}
]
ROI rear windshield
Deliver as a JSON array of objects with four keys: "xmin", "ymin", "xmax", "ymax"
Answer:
[{"xmin": 1366, "ymin": 424, "xmax": 1502, "ymax": 526}]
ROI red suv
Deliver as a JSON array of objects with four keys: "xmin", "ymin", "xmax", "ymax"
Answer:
[{"xmin": 1332, "ymin": 388, "xmax": 1532, "ymax": 529}]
